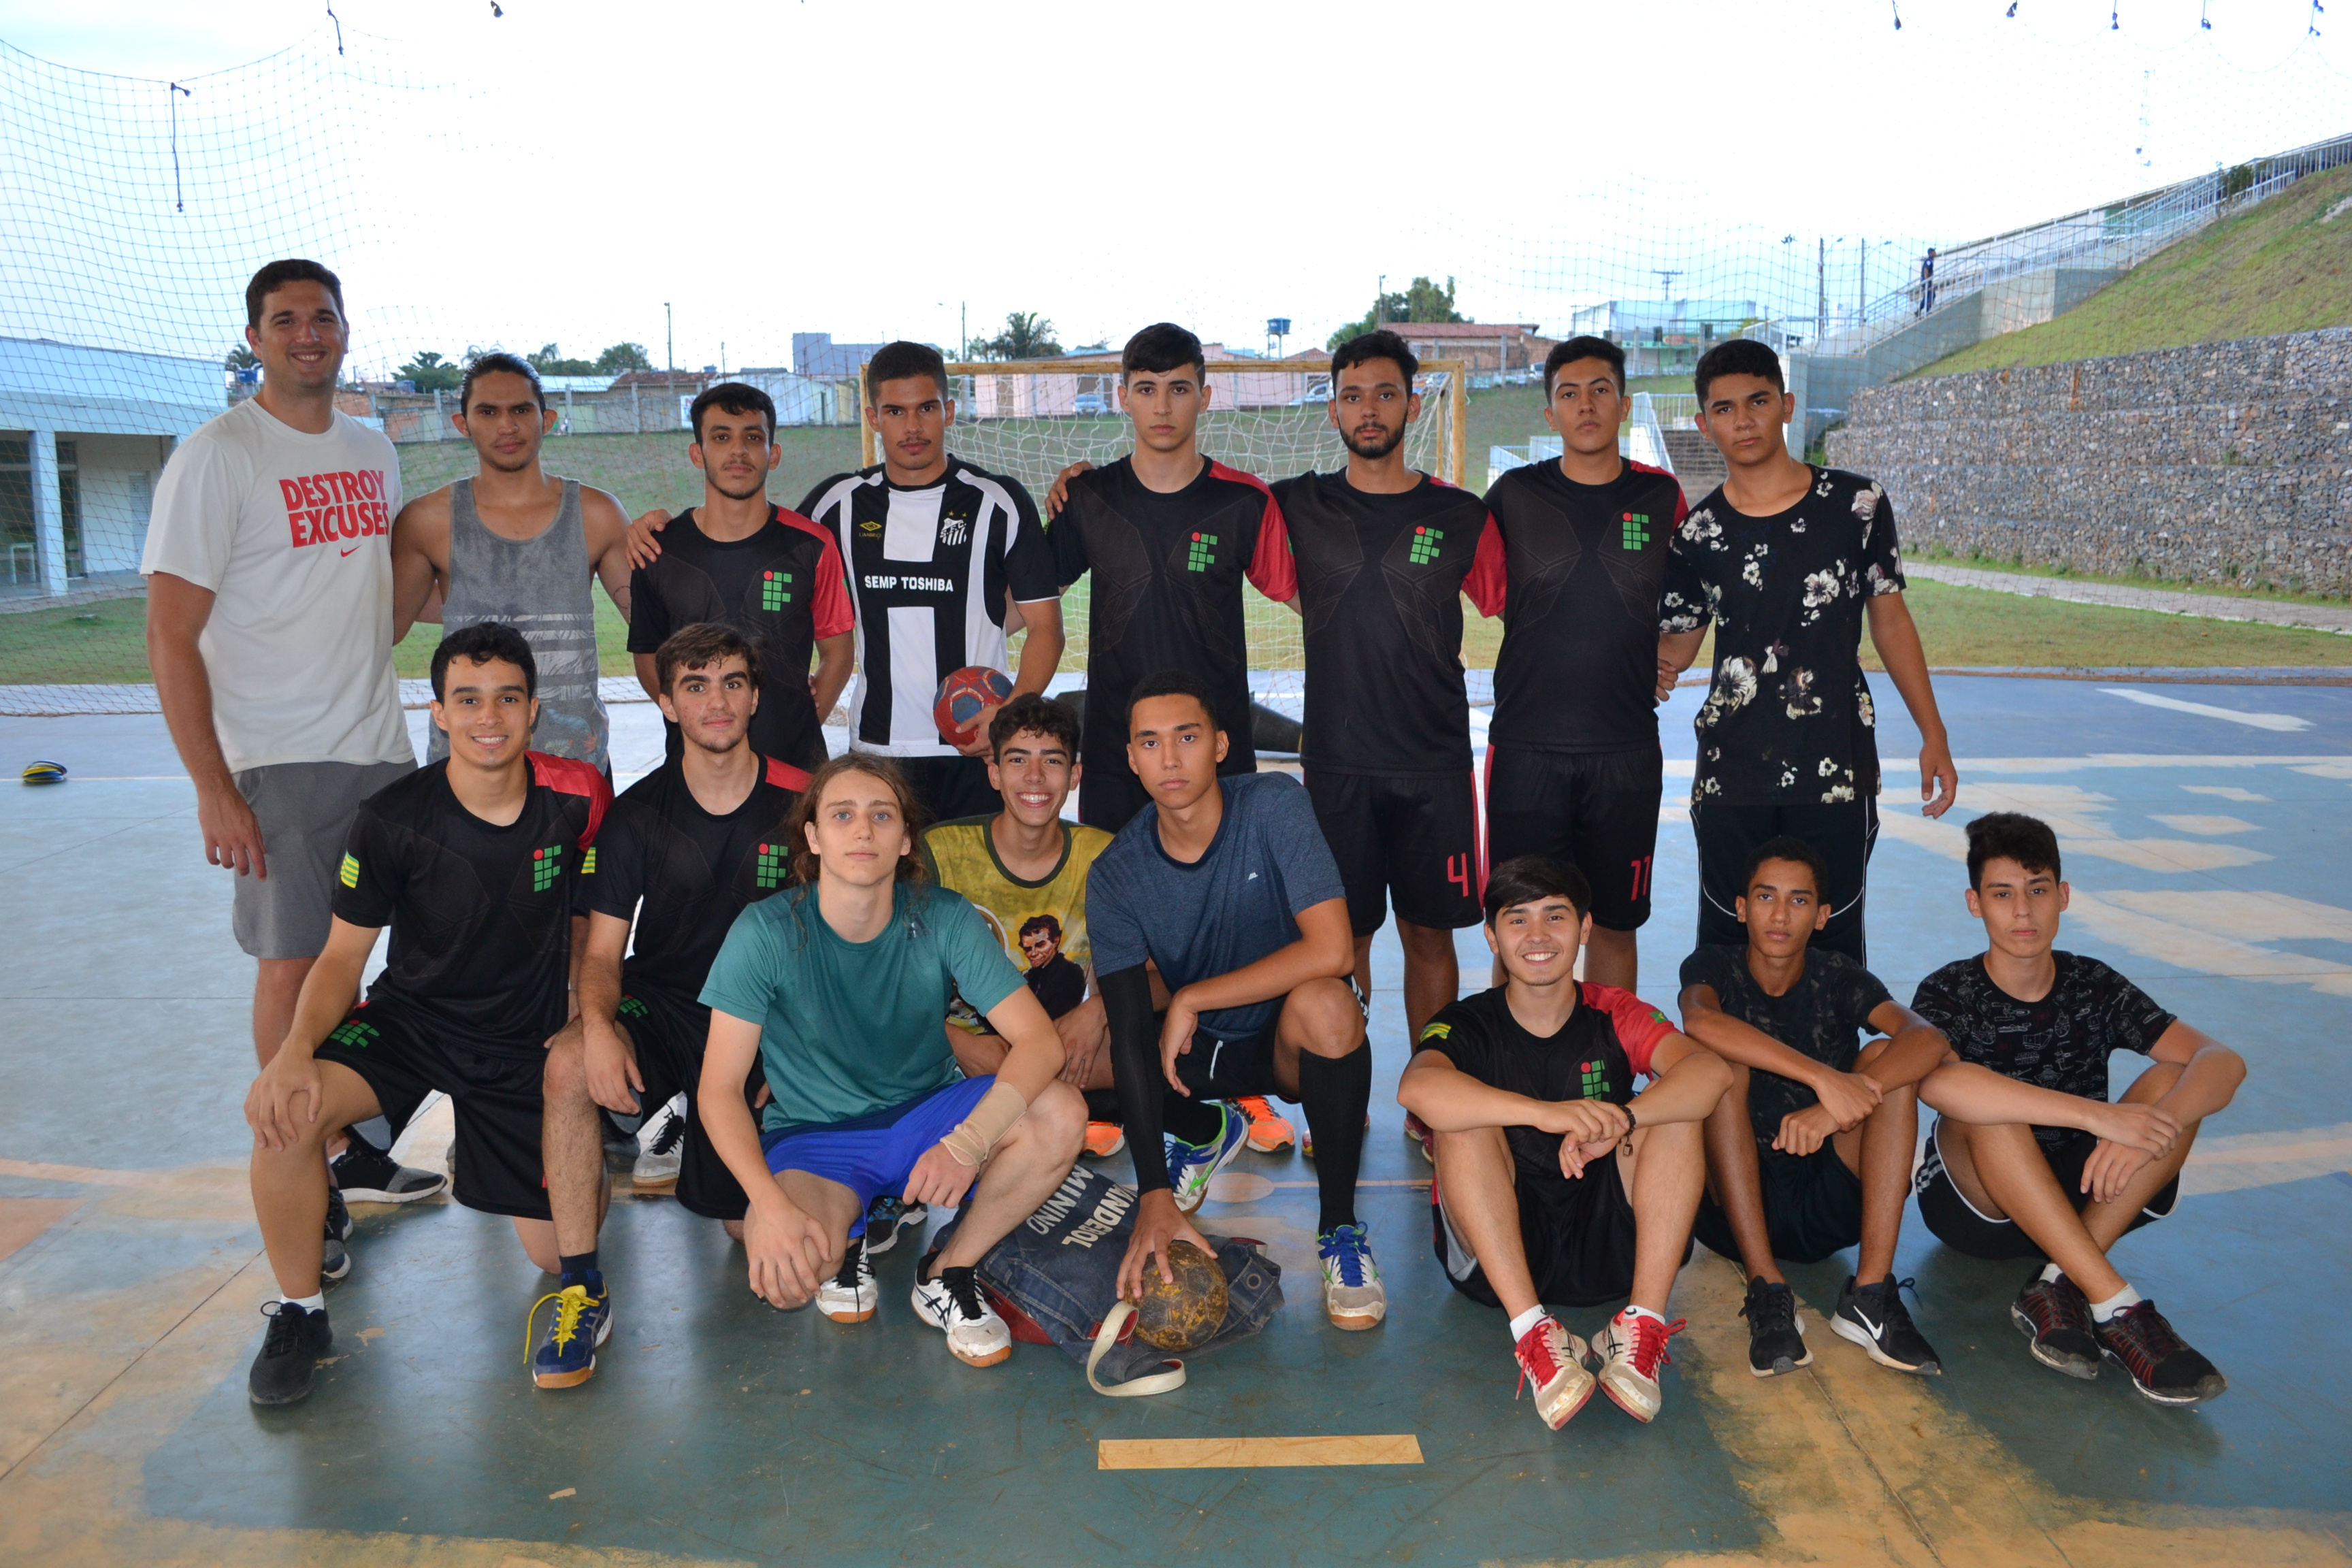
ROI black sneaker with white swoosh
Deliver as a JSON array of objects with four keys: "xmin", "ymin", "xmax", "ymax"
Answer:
[{"xmin": 1831, "ymin": 1274, "xmax": 1942, "ymax": 1375}]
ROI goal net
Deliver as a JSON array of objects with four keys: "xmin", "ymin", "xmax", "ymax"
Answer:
[{"xmin": 866, "ymin": 359, "xmax": 1466, "ymax": 685}]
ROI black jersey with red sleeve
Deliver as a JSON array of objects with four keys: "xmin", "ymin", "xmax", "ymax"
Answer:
[
  {"xmin": 1048, "ymin": 456, "xmax": 1294, "ymax": 775},
  {"xmin": 583, "ymin": 753, "xmax": 811, "ymax": 1004},
  {"xmin": 331, "ymin": 753, "xmax": 610, "ymax": 1051},
  {"xmin": 625, "ymin": 504, "xmax": 853, "ymax": 774},
  {"xmin": 1482, "ymin": 459, "xmax": 1687, "ymax": 753},
  {"xmin": 1271, "ymin": 470, "xmax": 1500, "ymax": 777},
  {"xmin": 1411, "ymin": 983, "xmax": 1678, "ymax": 1183}
]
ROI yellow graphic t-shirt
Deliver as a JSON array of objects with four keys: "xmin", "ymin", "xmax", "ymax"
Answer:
[{"xmin": 920, "ymin": 815, "xmax": 1113, "ymax": 1031}]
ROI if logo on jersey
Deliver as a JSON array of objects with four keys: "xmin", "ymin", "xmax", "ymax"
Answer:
[
  {"xmin": 1186, "ymin": 532, "xmax": 1219, "ymax": 572},
  {"xmin": 327, "ymin": 1018, "xmax": 378, "ymax": 1051},
  {"xmin": 617, "ymin": 996, "xmax": 649, "ymax": 1020},
  {"xmin": 1409, "ymin": 525, "xmax": 1445, "ymax": 565},
  {"xmin": 531, "ymin": 844, "xmax": 564, "ymax": 892},
  {"xmin": 338, "ymin": 852, "xmax": 360, "ymax": 889},
  {"xmin": 1620, "ymin": 512, "xmax": 1650, "ymax": 550},
  {"xmin": 761, "ymin": 570, "xmax": 793, "ymax": 611},
  {"xmin": 1580, "ymin": 1059, "xmax": 1612, "ymax": 1098},
  {"xmin": 755, "ymin": 841, "xmax": 787, "ymax": 889}
]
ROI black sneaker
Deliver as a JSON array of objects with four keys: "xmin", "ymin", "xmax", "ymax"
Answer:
[
  {"xmin": 1739, "ymin": 1277, "xmax": 1811, "ymax": 1377},
  {"xmin": 2093, "ymin": 1300, "xmax": 2227, "ymax": 1407},
  {"xmin": 331, "ymin": 1137, "xmax": 448, "ymax": 1204},
  {"xmin": 248, "ymin": 1301, "xmax": 332, "ymax": 1405},
  {"xmin": 862, "ymin": 1195, "xmax": 928, "ymax": 1258},
  {"xmin": 2010, "ymin": 1270, "xmax": 2100, "ymax": 1380},
  {"xmin": 1831, "ymin": 1275, "xmax": 1942, "ymax": 1375},
  {"xmin": 321, "ymin": 1186, "xmax": 353, "ymax": 1284}
]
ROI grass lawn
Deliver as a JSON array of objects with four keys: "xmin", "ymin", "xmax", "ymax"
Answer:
[{"xmin": 1914, "ymin": 164, "xmax": 2352, "ymax": 378}]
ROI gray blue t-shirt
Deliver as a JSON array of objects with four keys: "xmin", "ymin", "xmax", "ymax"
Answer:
[
  {"xmin": 700, "ymin": 881, "xmax": 1025, "ymax": 1134},
  {"xmin": 1086, "ymin": 772, "xmax": 1346, "ymax": 1037}
]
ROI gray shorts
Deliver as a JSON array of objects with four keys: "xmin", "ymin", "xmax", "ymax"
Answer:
[{"xmin": 231, "ymin": 758, "xmax": 415, "ymax": 960}]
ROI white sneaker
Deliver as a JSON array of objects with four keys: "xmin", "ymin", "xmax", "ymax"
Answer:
[
  {"xmin": 910, "ymin": 1266, "xmax": 1012, "ymax": 1367},
  {"xmin": 632, "ymin": 1094, "xmax": 686, "ymax": 1188},
  {"xmin": 1318, "ymin": 1223, "xmax": 1386, "ymax": 1330},
  {"xmin": 1590, "ymin": 1307, "xmax": 1684, "ymax": 1423},
  {"xmin": 817, "ymin": 1239, "xmax": 876, "ymax": 1324},
  {"xmin": 1513, "ymin": 1316, "xmax": 1595, "ymax": 1431}
]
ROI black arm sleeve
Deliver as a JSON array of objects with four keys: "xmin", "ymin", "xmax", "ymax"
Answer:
[{"xmin": 1100, "ymin": 964, "xmax": 1171, "ymax": 1192}]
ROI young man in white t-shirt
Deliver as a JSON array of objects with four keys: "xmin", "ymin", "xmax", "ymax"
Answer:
[{"xmin": 143, "ymin": 259, "xmax": 444, "ymax": 1237}]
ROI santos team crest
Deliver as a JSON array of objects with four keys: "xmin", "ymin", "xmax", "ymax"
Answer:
[{"xmin": 940, "ymin": 513, "xmax": 970, "ymax": 547}]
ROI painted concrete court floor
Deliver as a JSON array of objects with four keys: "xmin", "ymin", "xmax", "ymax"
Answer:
[{"xmin": 2, "ymin": 674, "xmax": 2350, "ymax": 1566}]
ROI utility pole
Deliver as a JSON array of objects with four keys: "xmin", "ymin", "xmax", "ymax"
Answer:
[
  {"xmin": 1857, "ymin": 242, "xmax": 1867, "ymax": 321},
  {"xmin": 1817, "ymin": 238, "xmax": 1828, "ymax": 347},
  {"xmin": 1375, "ymin": 274, "xmax": 1386, "ymax": 327},
  {"xmin": 960, "ymin": 301, "xmax": 967, "ymax": 361},
  {"xmin": 665, "ymin": 302, "xmax": 674, "ymax": 374}
]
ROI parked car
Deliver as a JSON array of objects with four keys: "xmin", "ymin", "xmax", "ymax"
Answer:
[{"xmin": 1073, "ymin": 391, "xmax": 1109, "ymax": 416}]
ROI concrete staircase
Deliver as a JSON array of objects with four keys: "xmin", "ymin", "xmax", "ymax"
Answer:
[{"xmin": 1661, "ymin": 429, "xmax": 1727, "ymax": 500}]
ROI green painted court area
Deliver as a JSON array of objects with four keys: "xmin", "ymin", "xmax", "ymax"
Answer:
[{"xmin": 4, "ymin": 675, "xmax": 2351, "ymax": 1566}]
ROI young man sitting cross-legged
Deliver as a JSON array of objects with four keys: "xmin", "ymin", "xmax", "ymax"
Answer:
[
  {"xmin": 1399, "ymin": 855, "xmax": 1730, "ymax": 1430},
  {"xmin": 1912, "ymin": 812, "xmax": 2244, "ymax": 1407},
  {"xmin": 1087, "ymin": 670, "xmax": 1381, "ymax": 1330},
  {"xmin": 532, "ymin": 624, "xmax": 812, "ymax": 1388},
  {"xmin": 695, "ymin": 755, "xmax": 1088, "ymax": 1367},
  {"xmin": 242, "ymin": 623, "xmax": 610, "ymax": 1405},
  {"xmin": 921, "ymin": 692, "xmax": 1122, "ymax": 1166},
  {"xmin": 1679, "ymin": 836, "xmax": 1950, "ymax": 1379}
]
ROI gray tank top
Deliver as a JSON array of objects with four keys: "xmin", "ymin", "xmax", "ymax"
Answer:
[{"xmin": 428, "ymin": 477, "xmax": 609, "ymax": 770}]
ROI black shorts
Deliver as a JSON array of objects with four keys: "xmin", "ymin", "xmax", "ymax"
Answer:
[
  {"xmin": 1912, "ymin": 1117, "xmax": 2180, "ymax": 1262},
  {"xmin": 1305, "ymin": 768, "xmax": 1482, "ymax": 935},
  {"xmin": 1169, "ymin": 1015, "xmax": 1287, "ymax": 1100},
  {"xmin": 1690, "ymin": 796, "xmax": 1878, "ymax": 964},
  {"xmin": 314, "ymin": 1000, "xmax": 550, "ymax": 1221},
  {"xmin": 1432, "ymin": 1151, "xmax": 1688, "ymax": 1309},
  {"xmin": 1483, "ymin": 744, "xmax": 1663, "ymax": 932},
  {"xmin": 1691, "ymin": 1145, "xmax": 1865, "ymax": 1266},
  {"xmin": 615, "ymin": 985, "xmax": 760, "ymax": 1222},
  {"xmin": 889, "ymin": 754, "xmax": 1001, "ymax": 829}
]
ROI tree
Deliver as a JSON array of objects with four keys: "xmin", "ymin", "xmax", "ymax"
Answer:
[
  {"xmin": 971, "ymin": 311, "xmax": 1062, "ymax": 361},
  {"xmin": 1326, "ymin": 274, "xmax": 1467, "ymax": 348},
  {"xmin": 527, "ymin": 343, "xmax": 597, "ymax": 376},
  {"xmin": 396, "ymin": 350, "xmax": 463, "ymax": 391},
  {"xmin": 223, "ymin": 345, "xmax": 257, "ymax": 371},
  {"xmin": 594, "ymin": 342, "xmax": 653, "ymax": 374}
]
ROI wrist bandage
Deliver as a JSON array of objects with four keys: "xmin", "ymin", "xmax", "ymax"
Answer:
[{"xmin": 938, "ymin": 1081, "xmax": 1029, "ymax": 1167}]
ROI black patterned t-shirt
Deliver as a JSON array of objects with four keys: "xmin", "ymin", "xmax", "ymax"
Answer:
[
  {"xmin": 1659, "ymin": 466, "xmax": 1904, "ymax": 806},
  {"xmin": 1911, "ymin": 951, "xmax": 2176, "ymax": 1154}
]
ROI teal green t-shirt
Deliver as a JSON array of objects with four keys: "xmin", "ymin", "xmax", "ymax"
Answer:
[{"xmin": 700, "ymin": 881, "xmax": 1026, "ymax": 1134}]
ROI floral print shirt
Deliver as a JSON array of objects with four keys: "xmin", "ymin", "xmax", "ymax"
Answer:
[{"xmin": 1659, "ymin": 467, "xmax": 1906, "ymax": 806}]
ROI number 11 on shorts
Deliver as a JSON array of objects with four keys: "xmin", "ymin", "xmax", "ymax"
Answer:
[{"xmin": 1629, "ymin": 855, "xmax": 1653, "ymax": 902}]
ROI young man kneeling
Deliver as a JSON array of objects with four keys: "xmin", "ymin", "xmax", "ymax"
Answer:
[
  {"xmin": 242, "ymin": 624, "xmax": 610, "ymax": 1405},
  {"xmin": 696, "ymin": 756, "xmax": 1087, "ymax": 1367},
  {"xmin": 1912, "ymin": 812, "xmax": 2243, "ymax": 1407},
  {"xmin": 1680, "ymin": 836, "xmax": 1949, "ymax": 1378},
  {"xmin": 1399, "ymin": 856, "xmax": 1730, "ymax": 1429}
]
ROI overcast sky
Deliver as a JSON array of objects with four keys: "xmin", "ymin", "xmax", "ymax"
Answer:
[{"xmin": 1, "ymin": 0, "xmax": 2344, "ymax": 374}]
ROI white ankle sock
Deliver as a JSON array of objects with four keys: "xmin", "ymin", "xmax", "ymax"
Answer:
[
  {"xmin": 1620, "ymin": 1304, "xmax": 1665, "ymax": 1326},
  {"xmin": 1508, "ymin": 1306, "xmax": 1546, "ymax": 1343},
  {"xmin": 2089, "ymin": 1284, "xmax": 2142, "ymax": 1322},
  {"xmin": 2039, "ymin": 1262, "xmax": 2064, "ymax": 1285},
  {"xmin": 280, "ymin": 1292, "xmax": 325, "ymax": 1313}
]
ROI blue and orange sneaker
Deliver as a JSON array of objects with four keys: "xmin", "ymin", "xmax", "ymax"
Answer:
[
  {"xmin": 528, "ymin": 1277, "xmax": 612, "ymax": 1389},
  {"xmin": 1166, "ymin": 1104, "xmax": 1248, "ymax": 1214}
]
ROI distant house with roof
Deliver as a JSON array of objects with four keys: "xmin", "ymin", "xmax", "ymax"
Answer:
[{"xmin": 1568, "ymin": 299, "xmax": 1758, "ymax": 376}]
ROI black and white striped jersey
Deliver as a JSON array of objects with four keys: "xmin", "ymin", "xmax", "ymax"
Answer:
[{"xmin": 798, "ymin": 461, "xmax": 1058, "ymax": 757}]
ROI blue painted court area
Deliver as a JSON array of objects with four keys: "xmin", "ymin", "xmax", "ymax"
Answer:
[{"xmin": 2, "ymin": 674, "xmax": 2350, "ymax": 1565}]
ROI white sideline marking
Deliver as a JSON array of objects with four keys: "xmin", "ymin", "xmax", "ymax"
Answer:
[{"xmin": 2100, "ymin": 687, "xmax": 2312, "ymax": 732}]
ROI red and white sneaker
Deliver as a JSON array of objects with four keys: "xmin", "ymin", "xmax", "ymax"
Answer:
[
  {"xmin": 1513, "ymin": 1316, "xmax": 1595, "ymax": 1431},
  {"xmin": 1403, "ymin": 1111, "xmax": 1435, "ymax": 1166},
  {"xmin": 1232, "ymin": 1096, "xmax": 1296, "ymax": 1154},
  {"xmin": 1591, "ymin": 1307, "xmax": 1685, "ymax": 1423}
]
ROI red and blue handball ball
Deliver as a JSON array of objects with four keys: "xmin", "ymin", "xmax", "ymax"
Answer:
[{"xmin": 934, "ymin": 666, "xmax": 1014, "ymax": 745}]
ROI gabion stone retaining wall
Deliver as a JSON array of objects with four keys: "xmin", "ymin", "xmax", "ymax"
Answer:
[{"xmin": 1825, "ymin": 328, "xmax": 2352, "ymax": 595}]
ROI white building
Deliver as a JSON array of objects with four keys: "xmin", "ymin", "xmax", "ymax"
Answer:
[{"xmin": 1, "ymin": 338, "xmax": 223, "ymax": 598}]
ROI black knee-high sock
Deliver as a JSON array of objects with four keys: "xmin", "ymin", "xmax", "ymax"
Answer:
[
  {"xmin": 1297, "ymin": 1041, "xmax": 1372, "ymax": 1234},
  {"xmin": 1162, "ymin": 1089, "xmax": 1224, "ymax": 1146}
]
